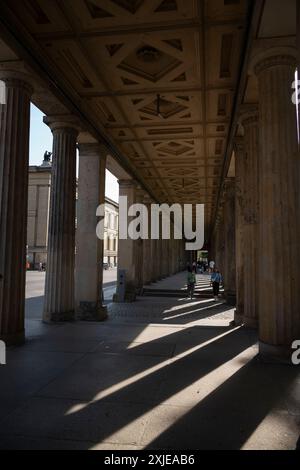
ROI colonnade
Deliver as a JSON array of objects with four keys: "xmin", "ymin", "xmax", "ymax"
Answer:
[
  {"xmin": 1, "ymin": 43, "xmax": 300, "ymax": 363},
  {"xmin": 211, "ymin": 46, "xmax": 300, "ymax": 361},
  {"xmin": 115, "ymin": 180, "xmax": 186, "ymax": 302}
]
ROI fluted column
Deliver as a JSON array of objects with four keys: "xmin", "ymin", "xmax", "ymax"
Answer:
[
  {"xmin": 75, "ymin": 143, "xmax": 107, "ymax": 321},
  {"xmin": 151, "ymin": 238, "xmax": 158, "ymax": 282},
  {"xmin": 297, "ymin": 4, "xmax": 300, "ymax": 72},
  {"xmin": 43, "ymin": 116, "xmax": 80, "ymax": 322},
  {"xmin": 116, "ymin": 180, "xmax": 143, "ymax": 301},
  {"xmin": 240, "ymin": 105, "xmax": 260, "ymax": 328},
  {"xmin": 135, "ymin": 188, "xmax": 144, "ymax": 291},
  {"xmin": 165, "ymin": 239, "xmax": 170, "ymax": 277},
  {"xmin": 0, "ymin": 72, "xmax": 33, "ymax": 344},
  {"xmin": 254, "ymin": 49, "xmax": 300, "ymax": 360},
  {"xmin": 156, "ymin": 226, "xmax": 163, "ymax": 280},
  {"xmin": 234, "ymin": 137, "xmax": 246, "ymax": 324},
  {"xmin": 215, "ymin": 208, "xmax": 225, "ymax": 276},
  {"xmin": 142, "ymin": 196, "xmax": 153, "ymax": 285},
  {"xmin": 223, "ymin": 179, "xmax": 236, "ymax": 305}
]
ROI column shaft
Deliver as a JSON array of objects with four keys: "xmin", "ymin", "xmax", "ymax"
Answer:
[
  {"xmin": 75, "ymin": 143, "xmax": 107, "ymax": 320},
  {"xmin": 0, "ymin": 75, "xmax": 32, "ymax": 344},
  {"xmin": 234, "ymin": 138, "xmax": 246, "ymax": 324},
  {"xmin": 116, "ymin": 180, "xmax": 143, "ymax": 301},
  {"xmin": 241, "ymin": 108, "xmax": 259, "ymax": 328},
  {"xmin": 43, "ymin": 117, "xmax": 79, "ymax": 321},
  {"xmin": 255, "ymin": 52, "xmax": 300, "ymax": 358},
  {"xmin": 223, "ymin": 179, "xmax": 236, "ymax": 305},
  {"xmin": 142, "ymin": 200, "xmax": 152, "ymax": 285}
]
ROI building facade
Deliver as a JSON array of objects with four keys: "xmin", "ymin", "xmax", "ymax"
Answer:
[
  {"xmin": 27, "ymin": 162, "xmax": 51, "ymax": 268},
  {"xmin": 27, "ymin": 161, "xmax": 118, "ymax": 269},
  {"xmin": 103, "ymin": 197, "xmax": 118, "ymax": 267}
]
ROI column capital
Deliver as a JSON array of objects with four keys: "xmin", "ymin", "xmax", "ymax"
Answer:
[
  {"xmin": 78, "ymin": 142, "xmax": 108, "ymax": 159},
  {"xmin": 43, "ymin": 114, "xmax": 82, "ymax": 134},
  {"xmin": 239, "ymin": 104, "xmax": 259, "ymax": 127},
  {"xmin": 250, "ymin": 46, "xmax": 297, "ymax": 76},
  {"xmin": 0, "ymin": 69, "xmax": 33, "ymax": 96}
]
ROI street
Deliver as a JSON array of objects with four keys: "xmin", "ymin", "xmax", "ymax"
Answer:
[{"xmin": 25, "ymin": 268, "xmax": 117, "ymax": 319}]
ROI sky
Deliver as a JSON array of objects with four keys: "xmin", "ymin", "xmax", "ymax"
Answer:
[{"xmin": 29, "ymin": 103, "xmax": 119, "ymax": 202}]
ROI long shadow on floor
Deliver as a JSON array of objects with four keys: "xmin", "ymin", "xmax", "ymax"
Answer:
[
  {"xmin": 145, "ymin": 357, "xmax": 300, "ymax": 450},
  {"xmin": 25, "ymin": 295, "xmax": 44, "ymax": 320},
  {"xmin": 0, "ymin": 326, "xmax": 259, "ymax": 448},
  {"xmin": 109, "ymin": 298, "xmax": 233, "ymax": 325}
]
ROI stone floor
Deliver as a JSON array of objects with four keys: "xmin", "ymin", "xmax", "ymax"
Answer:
[
  {"xmin": 145, "ymin": 270, "xmax": 213, "ymax": 291},
  {"xmin": 0, "ymin": 272, "xmax": 299, "ymax": 450}
]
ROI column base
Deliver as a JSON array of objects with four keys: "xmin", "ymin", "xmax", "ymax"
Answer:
[
  {"xmin": 225, "ymin": 290, "xmax": 236, "ymax": 306},
  {"xmin": 76, "ymin": 302, "xmax": 108, "ymax": 321},
  {"xmin": 113, "ymin": 292, "xmax": 136, "ymax": 303},
  {"xmin": 43, "ymin": 311, "xmax": 75, "ymax": 323},
  {"xmin": 243, "ymin": 316, "xmax": 258, "ymax": 329},
  {"xmin": 258, "ymin": 341, "xmax": 294, "ymax": 364},
  {"xmin": 0, "ymin": 330, "xmax": 25, "ymax": 346},
  {"xmin": 231, "ymin": 309, "xmax": 244, "ymax": 326}
]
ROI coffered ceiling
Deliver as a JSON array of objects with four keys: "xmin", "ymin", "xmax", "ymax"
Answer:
[{"xmin": 0, "ymin": 0, "xmax": 250, "ymax": 236}]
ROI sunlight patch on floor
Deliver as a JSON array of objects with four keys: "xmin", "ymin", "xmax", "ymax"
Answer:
[{"xmin": 65, "ymin": 328, "xmax": 242, "ymax": 417}]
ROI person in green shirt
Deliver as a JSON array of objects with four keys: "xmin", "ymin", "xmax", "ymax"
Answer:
[{"xmin": 187, "ymin": 266, "xmax": 196, "ymax": 299}]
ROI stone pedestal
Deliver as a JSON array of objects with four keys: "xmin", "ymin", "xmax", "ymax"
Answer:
[
  {"xmin": 254, "ymin": 50, "xmax": 300, "ymax": 360},
  {"xmin": 240, "ymin": 106, "xmax": 259, "ymax": 328},
  {"xmin": 223, "ymin": 179, "xmax": 236, "ymax": 305},
  {"xmin": 234, "ymin": 137, "xmax": 246, "ymax": 325},
  {"xmin": 43, "ymin": 116, "xmax": 80, "ymax": 322},
  {"xmin": 0, "ymin": 73, "xmax": 33, "ymax": 345},
  {"xmin": 75, "ymin": 143, "xmax": 107, "ymax": 321}
]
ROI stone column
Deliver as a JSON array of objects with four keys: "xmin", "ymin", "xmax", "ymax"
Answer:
[
  {"xmin": 134, "ymin": 188, "xmax": 144, "ymax": 291},
  {"xmin": 297, "ymin": 3, "xmax": 300, "ymax": 72},
  {"xmin": 215, "ymin": 208, "xmax": 225, "ymax": 276},
  {"xmin": 0, "ymin": 72, "xmax": 33, "ymax": 345},
  {"xmin": 223, "ymin": 178, "xmax": 236, "ymax": 305},
  {"xmin": 75, "ymin": 143, "xmax": 107, "ymax": 321},
  {"xmin": 254, "ymin": 49, "xmax": 300, "ymax": 360},
  {"xmin": 240, "ymin": 105, "xmax": 260, "ymax": 328},
  {"xmin": 151, "ymin": 238, "xmax": 158, "ymax": 282},
  {"xmin": 43, "ymin": 115, "xmax": 80, "ymax": 322},
  {"xmin": 156, "ymin": 227, "xmax": 163, "ymax": 280},
  {"xmin": 116, "ymin": 180, "xmax": 143, "ymax": 301},
  {"xmin": 170, "ymin": 237, "xmax": 175, "ymax": 275},
  {"xmin": 164, "ymin": 239, "xmax": 169, "ymax": 276},
  {"xmin": 234, "ymin": 137, "xmax": 246, "ymax": 324},
  {"xmin": 142, "ymin": 195, "xmax": 153, "ymax": 285}
]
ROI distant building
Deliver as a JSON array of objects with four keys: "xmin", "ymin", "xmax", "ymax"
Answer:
[
  {"xmin": 27, "ymin": 156, "xmax": 51, "ymax": 267},
  {"xmin": 103, "ymin": 197, "xmax": 118, "ymax": 267},
  {"xmin": 27, "ymin": 157, "xmax": 118, "ymax": 269}
]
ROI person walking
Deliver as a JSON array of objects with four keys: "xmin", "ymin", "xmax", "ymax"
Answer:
[
  {"xmin": 211, "ymin": 268, "xmax": 222, "ymax": 301},
  {"xmin": 187, "ymin": 266, "xmax": 196, "ymax": 299}
]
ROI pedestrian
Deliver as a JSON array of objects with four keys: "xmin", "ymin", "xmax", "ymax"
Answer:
[
  {"xmin": 209, "ymin": 260, "xmax": 215, "ymax": 273},
  {"xmin": 187, "ymin": 266, "xmax": 196, "ymax": 299},
  {"xmin": 211, "ymin": 268, "xmax": 222, "ymax": 301}
]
